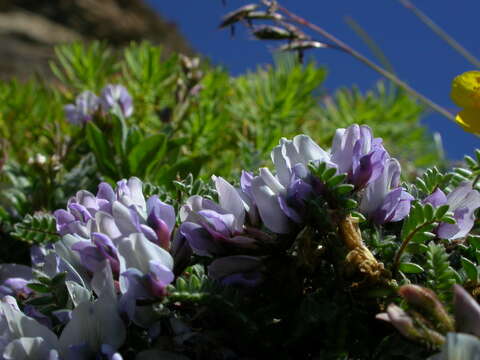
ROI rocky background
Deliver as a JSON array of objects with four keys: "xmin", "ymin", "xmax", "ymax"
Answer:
[{"xmin": 0, "ymin": 0, "xmax": 193, "ymax": 80}]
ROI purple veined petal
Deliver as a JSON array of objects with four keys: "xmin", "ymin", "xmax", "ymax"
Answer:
[
  {"xmin": 437, "ymin": 207, "xmax": 470, "ymax": 240},
  {"xmin": 271, "ymin": 143, "xmax": 292, "ymax": 188},
  {"xmin": 92, "ymin": 233, "xmax": 120, "ymax": 275},
  {"xmin": 146, "ymin": 196, "xmax": 176, "ymax": 234},
  {"xmin": 448, "ymin": 182, "xmax": 480, "ymax": 212},
  {"xmin": 68, "ymin": 203, "xmax": 93, "ymax": 223},
  {"xmin": 293, "ymin": 134, "xmax": 330, "ymax": 165},
  {"xmin": 351, "ymin": 145, "xmax": 387, "ymax": 189},
  {"xmin": 198, "ymin": 209, "xmax": 235, "ymax": 238},
  {"xmin": 373, "ymin": 187, "xmax": 413, "ymax": 224},
  {"xmin": 454, "ymin": 284, "xmax": 480, "ymax": 337},
  {"xmin": 212, "ymin": 176, "xmax": 245, "ymax": 230},
  {"xmin": 97, "ymin": 182, "xmax": 115, "ymax": 202},
  {"xmin": 240, "ymin": 170, "xmax": 254, "ymax": 198},
  {"xmin": 146, "ymin": 261, "xmax": 174, "ymax": 297},
  {"xmin": 112, "ymin": 201, "xmax": 139, "ymax": 235},
  {"xmin": 140, "ymin": 224, "xmax": 159, "ymax": 243},
  {"xmin": 446, "ymin": 182, "xmax": 476, "ymax": 209},
  {"xmin": 179, "ymin": 222, "xmax": 221, "ymax": 257},
  {"xmin": 145, "ymin": 221, "xmax": 169, "ymax": 250},
  {"xmin": 96, "ymin": 211, "xmax": 122, "ymax": 241},
  {"xmin": 278, "ymin": 196, "xmax": 302, "ymax": 224},
  {"xmin": 250, "ymin": 176, "xmax": 291, "ymax": 234},
  {"xmin": 424, "ymin": 188, "xmax": 448, "ymax": 207},
  {"xmin": 388, "ymin": 189, "xmax": 414, "ymax": 222},
  {"xmin": 54, "ymin": 209, "xmax": 75, "ymax": 230},
  {"xmin": 72, "ymin": 241, "xmax": 105, "ymax": 273}
]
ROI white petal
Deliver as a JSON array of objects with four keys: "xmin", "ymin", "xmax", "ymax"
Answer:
[
  {"xmin": 212, "ymin": 176, "xmax": 245, "ymax": 229},
  {"xmin": 259, "ymin": 168, "xmax": 285, "ymax": 194},
  {"xmin": 250, "ymin": 177, "xmax": 291, "ymax": 234},
  {"xmin": 117, "ymin": 233, "xmax": 174, "ymax": 274},
  {"xmin": 271, "ymin": 144, "xmax": 292, "ymax": 188},
  {"xmin": 293, "ymin": 134, "xmax": 330, "ymax": 164}
]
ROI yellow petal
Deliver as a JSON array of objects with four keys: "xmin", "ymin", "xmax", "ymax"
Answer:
[
  {"xmin": 451, "ymin": 71, "xmax": 480, "ymax": 109},
  {"xmin": 455, "ymin": 107, "xmax": 480, "ymax": 135}
]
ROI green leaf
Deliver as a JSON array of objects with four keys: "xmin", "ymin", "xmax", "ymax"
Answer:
[
  {"xmin": 27, "ymin": 283, "xmax": 51, "ymax": 293},
  {"xmin": 127, "ymin": 133, "xmax": 167, "ymax": 175},
  {"xmin": 85, "ymin": 122, "xmax": 116, "ymax": 178},
  {"xmin": 461, "ymin": 257, "xmax": 478, "ymax": 282},
  {"xmin": 399, "ymin": 262, "xmax": 424, "ymax": 274}
]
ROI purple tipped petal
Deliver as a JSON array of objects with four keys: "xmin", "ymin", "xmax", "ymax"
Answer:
[
  {"xmin": 180, "ymin": 222, "xmax": 221, "ymax": 257},
  {"xmin": 424, "ymin": 188, "xmax": 448, "ymax": 207},
  {"xmin": 146, "ymin": 261, "xmax": 174, "ymax": 297},
  {"xmin": 97, "ymin": 182, "xmax": 115, "ymax": 202}
]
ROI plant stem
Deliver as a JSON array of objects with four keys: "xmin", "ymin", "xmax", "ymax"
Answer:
[
  {"xmin": 398, "ymin": 0, "xmax": 480, "ymax": 69},
  {"xmin": 392, "ymin": 221, "xmax": 435, "ymax": 275},
  {"xmin": 276, "ymin": 4, "xmax": 456, "ymax": 122}
]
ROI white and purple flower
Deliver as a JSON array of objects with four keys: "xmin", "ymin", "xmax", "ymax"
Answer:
[{"xmin": 424, "ymin": 182, "xmax": 480, "ymax": 240}]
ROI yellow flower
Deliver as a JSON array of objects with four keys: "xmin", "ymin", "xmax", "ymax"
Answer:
[{"xmin": 450, "ymin": 71, "xmax": 480, "ymax": 135}]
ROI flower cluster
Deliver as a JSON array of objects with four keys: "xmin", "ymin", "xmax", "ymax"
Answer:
[
  {"xmin": 0, "ymin": 124, "xmax": 478, "ymax": 358},
  {"xmin": 64, "ymin": 84, "xmax": 133, "ymax": 125}
]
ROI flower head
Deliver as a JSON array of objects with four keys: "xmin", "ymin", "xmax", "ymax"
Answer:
[
  {"xmin": 359, "ymin": 158, "xmax": 413, "ymax": 224},
  {"xmin": 424, "ymin": 182, "xmax": 480, "ymax": 240},
  {"xmin": 100, "ymin": 84, "xmax": 133, "ymax": 118},
  {"xmin": 64, "ymin": 91, "xmax": 100, "ymax": 125}
]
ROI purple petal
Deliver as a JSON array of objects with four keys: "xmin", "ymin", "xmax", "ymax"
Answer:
[
  {"xmin": 424, "ymin": 188, "xmax": 448, "ymax": 207},
  {"xmin": 208, "ymin": 256, "xmax": 263, "ymax": 287},
  {"xmin": 179, "ymin": 222, "xmax": 220, "ymax": 257}
]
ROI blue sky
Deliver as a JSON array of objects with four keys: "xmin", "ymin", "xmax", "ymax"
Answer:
[{"xmin": 148, "ymin": 0, "xmax": 479, "ymax": 159}]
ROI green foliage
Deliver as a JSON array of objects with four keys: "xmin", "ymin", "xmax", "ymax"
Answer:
[
  {"xmin": 424, "ymin": 242, "xmax": 459, "ymax": 302},
  {"xmin": 450, "ymin": 149, "xmax": 480, "ymax": 191},
  {"xmin": 415, "ymin": 167, "xmax": 453, "ymax": 196},
  {"xmin": 229, "ymin": 54, "xmax": 326, "ymax": 156},
  {"xmin": 51, "ymin": 42, "xmax": 117, "ymax": 92},
  {"xmin": 11, "ymin": 213, "xmax": 59, "ymax": 245}
]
